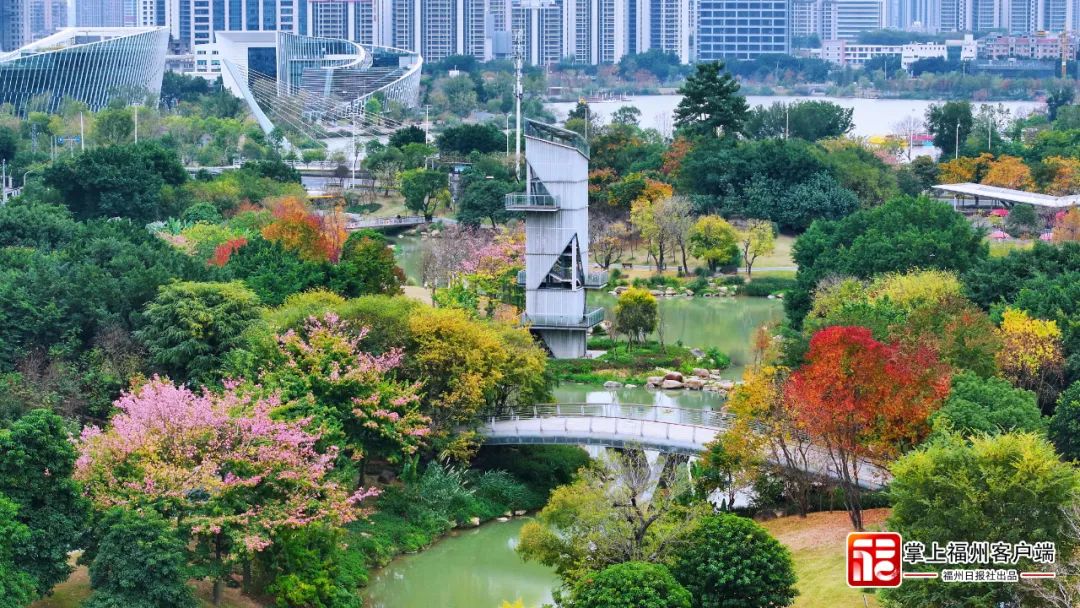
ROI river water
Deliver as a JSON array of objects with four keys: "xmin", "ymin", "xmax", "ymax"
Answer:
[{"xmin": 547, "ymin": 95, "xmax": 1044, "ymax": 138}]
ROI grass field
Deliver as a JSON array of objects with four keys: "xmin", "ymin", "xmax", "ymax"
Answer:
[{"xmin": 761, "ymin": 509, "xmax": 890, "ymax": 608}]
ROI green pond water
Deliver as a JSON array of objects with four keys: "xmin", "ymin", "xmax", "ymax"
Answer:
[{"xmin": 363, "ymin": 518, "xmax": 558, "ymax": 608}]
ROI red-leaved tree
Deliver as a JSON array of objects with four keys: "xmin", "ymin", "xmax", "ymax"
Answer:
[{"xmin": 785, "ymin": 326, "xmax": 951, "ymax": 530}]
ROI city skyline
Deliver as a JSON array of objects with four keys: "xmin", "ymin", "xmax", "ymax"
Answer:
[{"xmin": 4, "ymin": 0, "xmax": 1080, "ymax": 59}]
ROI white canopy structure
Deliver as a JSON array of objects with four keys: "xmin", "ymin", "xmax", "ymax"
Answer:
[{"xmin": 932, "ymin": 183, "xmax": 1080, "ymax": 209}]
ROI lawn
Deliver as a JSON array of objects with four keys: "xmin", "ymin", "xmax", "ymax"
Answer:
[{"xmin": 761, "ymin": 509, "xmax": 890, "ymax": 608}]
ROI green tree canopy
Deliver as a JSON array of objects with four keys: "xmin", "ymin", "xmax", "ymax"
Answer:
[
  {"xmin": 926, "ymin": 101, "xmax": 973, "ymax": 159},
  {"xmin": 400, "ymin": 168, "xmax": 449, "ymax": 221},
  {"xmin": 136, "ymin": 281, "xmax": 261, "ymax": 383},
  {"xmin": 43, "ymin": 141, "xmax": 188, "ymax": 223},
  {"xmin": 84, "ymin": 509, "xmax": 195, "ymax": 608},
  {"xmin": 0, "ymin": 495, "xmax": 36, "ymax": 608},
  {"xmin": 330, "ymin": 229, "xmax": 404, "ymax": 297},
  {"xmin": 1049, "ymin": 381, "xmax": 1080, "ymax": 461},
  {"xmin": 669, "ymin": 513, "xmax": 798, "ymax": 608},
  {"xmin": 435, "ymin": 123, "xmax": 505, "ymax": 156},
  {"xmin": 928, "ymin": 371, "xmax": 1045, "ymax": 441},
  {"xmin": 572, "ymin": 562, "xmax": 692, "ymax": 608},
  {"xmin": 787, "ymin": 196, "xmax": 987, "ymax": 326},
  {"xmin": 885, "ymin": 432, "xmax": 1079, "ymax": 607},
  {"xmin": 745, "ymin": 100, "xmax": 854, "ymax": 141},
  {"xmin": 613, "ymin": 287, "xmax": 659, "ymax": 345},
  {"xmin": 0, "ymin": 409, "xmax": 88, "ymax": 597},
  {"xmin": 457, "ymin": 179, "xmax": 514, "ymax": 228},
  {"xmin": 673, "ymin": 62, "xmax": 748, "ymax": 139}
]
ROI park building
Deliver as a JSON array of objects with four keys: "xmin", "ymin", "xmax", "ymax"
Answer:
[
  {"xmin": 511, "ymin": 120, "xmax": 607, "ymax": 359},
  {"xmin": 192, "ymin": 30, "xmax": 421, "ymax": 139},
  {"xmin": 0, "ymin": 26, "xmax": 169, "ymax": 116}
]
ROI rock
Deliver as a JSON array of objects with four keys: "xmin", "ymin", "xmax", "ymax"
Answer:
[
  {"xmin": 719, "ymin": 380, "xmax": 736, "ymax": 390},
  {"xmin": 776, "ymin": 293, "xmax": 784, "ymax": 299},
  {"xmin": 703, "ymin": 384, "xmax": 720, "ymax": 393},
  {"xmin": 684, "ymin": 290, "xmax": 694, "ymax": 296},
  {"xmin": 608, "ymin": 290, "xmax": 617, "ymax": 296},
  {"xmin": 647, "ymin": 376, "xmax": 664, "ymax": 386},
  {"xmin": 663, "ymin": 371, "xmax": 684, "ymax": 382},
  {"xmin": 685, "ymin": 378, "xmax": 705, "ymax": 390},
  {"xmin": 625, "ymin": 384, "xmax": 637, "ymax": 388},
  {"xmin": 645, "ymin": 382, "xmax": 658, "ymax": 389},
  {"xmin": 514, "ymin": 510, "xmax": 527, "ymax": 516},
  {"xmin": 767, "ymin": 294, "xmax": 776, "ymax": 299},
  {"xmin": 692, "ymin": 367, "xmax": 710, "ymax": 378},
  {"xmin": 661, "ymin": 379, "xmax": 684, "ymax": 390},
  {"xmin": 709, "ymin": 374, "xmax": 723, "ymax": 381},
  {"xmin": 503, "ymin": 511, "xmax": 512, "ymax": 518},
  {"xmin": 469, "ymin": 517, "xmax": 481, "ymax": 527},
  {"xmin": 603, "ymin": 380, "xmax": 623, "ymax": 388},
  {"xmin": 650, "ymin": 290, "xmax": 663, "ymax": 296},
  {"xmin": 690, "ymin": 348, "xmax": 705, "ymax": 358},
  {"xmin": 496, "ymin": 517, "xmax": 510, "ymax": 522}
]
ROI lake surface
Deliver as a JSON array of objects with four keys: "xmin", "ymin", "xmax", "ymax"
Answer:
[
  {"xmin": 547, "ymin": 95, "xmax": 1044, "ymax": 138},
  {"xmin": 363, "ymin": 518, "xmax": 558, "ymax": 608}
]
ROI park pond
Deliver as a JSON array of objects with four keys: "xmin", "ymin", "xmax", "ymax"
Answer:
[{"xmin": 363, "ymin": 518, "xmax": 558, "ymax": 608}]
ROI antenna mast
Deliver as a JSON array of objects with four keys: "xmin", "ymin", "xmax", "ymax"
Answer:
[{"xmin": 514, "ymin": 27, "xmax": 523, "ymax": 182}]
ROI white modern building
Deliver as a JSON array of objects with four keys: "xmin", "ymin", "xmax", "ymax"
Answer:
[
  {"xmin": 191, "ymin": 30, "xmax": 421, "ymax": 139},
  {"xmin": 0, "ymin": 27, "xmax": 168, "ymax": 115},
  {"xmin": 510, "ymin": 120, "xmax": 605, "ymax": 359}
]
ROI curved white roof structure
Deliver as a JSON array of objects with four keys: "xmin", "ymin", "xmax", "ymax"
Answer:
[
  {"xmin": 0, "ymin": 27, "xmax": 168, "ymax": 116},
  {"xmin": 207, "ymin": 31, "xmax": 422, "ymax": 140},
  {"xmin": 933, "ymin": 183, "xmax": 1080, "ymax": 209}
]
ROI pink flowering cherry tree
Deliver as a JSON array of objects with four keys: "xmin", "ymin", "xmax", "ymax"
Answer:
[
  {"xmin": 260, "ymin": 313, "xmax": 431, "ymax": 477},
  {"xmin": 76, "ymin": 377, "xmax": 378, "ymax": 604}
]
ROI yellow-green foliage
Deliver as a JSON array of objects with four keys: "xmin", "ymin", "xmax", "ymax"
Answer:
[
  {"xmin": 867, "ymin": 269, "xmax": 963, "ymax": 309},
  {"xmin": 178, "ymin": 222, "xmax": 245, "ymax": 261}
]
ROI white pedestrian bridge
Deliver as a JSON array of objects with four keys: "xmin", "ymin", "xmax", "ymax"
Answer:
[{"xmin": 482, "ymin": 403, "xmax": 888, "ymax": 490}]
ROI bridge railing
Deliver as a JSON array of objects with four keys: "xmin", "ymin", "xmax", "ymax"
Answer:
[
  {"xmin": 345, "ymin": 215, "xmax": 426, "ymax": 229},
  {"xmin": 491, "ymin": 403, "xmax": 736, "ymax": 430}
]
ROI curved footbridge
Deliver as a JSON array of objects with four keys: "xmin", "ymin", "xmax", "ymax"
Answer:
[{"xmin": 482, "ymin": 403, "xmax": 888, "ymax": 490}]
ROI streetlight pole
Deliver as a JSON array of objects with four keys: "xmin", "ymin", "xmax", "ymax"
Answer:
[
  {"xmin": 505, "ymin": 113, "xmax": 511, "ymax": 157},
  {"xmin": 955, "ymin": 122, "xmax": 960, "ymax": 160}
]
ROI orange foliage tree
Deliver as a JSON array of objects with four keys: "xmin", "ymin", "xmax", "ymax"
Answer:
[
  {"xmin": 261, "ymin": 196, "xmax": 347, "ymax": 262},
  {"xmin": 937, "ymin": 153, "xmax": 993, "ymax": 184},
  {"xmin": 1042, "ymin": 157, "xmax": 1080, "ymax": 196},
  {"xmin": 785, "ymin": 326, "xmax": 951, "ymax": 530},
  {"xmin": 981, "ymin": 155, "xmax": 1034, "ymax": 190},
  {"xmin": 209, "ymin": 237, "xmax": 248, "ymax": 267},
  {"xmin": 1052, "ymin": 207, "xmax": 1080, "ymax": 242},
  {"xmin": 661, "ymin": 136, "xmax": 693, "ymax": 176}
]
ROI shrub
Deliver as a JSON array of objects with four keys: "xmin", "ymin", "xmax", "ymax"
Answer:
[
  {"xmin": 743, "ymin": 276, "xmax": 796, "ymax": 297},
  {"xmin": 669, "ymin": 513, "xmax": 797, "ymax": 608},
  {"xmin": 704, "ymin": 347, "xmax": 731, "ymax": 370},
  {"xmin": 572, "ymin": 562, "xmax": 691, "ymax": 608}
]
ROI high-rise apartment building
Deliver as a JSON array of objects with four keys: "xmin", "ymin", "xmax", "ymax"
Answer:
[
  {"xmin": 1, "ymin": 0, "xmax": 68, "ymax": 51},
  {"xmin": 696, "ymin": 0, "xmax": 788, "ymax": 59},
  {"xmin": 75, "ymin": 0, "xmax": 128, "ymax": 26},
  {"xmin": 820, "ymin": 0, "xmax": 884, "ymax": 40}
]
